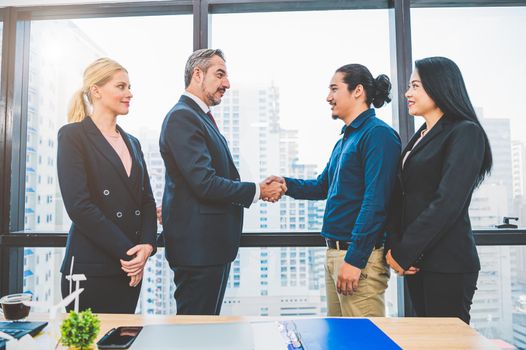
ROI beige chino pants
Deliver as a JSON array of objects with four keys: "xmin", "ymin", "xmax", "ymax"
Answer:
[{"xmin": 324, "ymin": 247, "xmax": 390, "ymax": 317}]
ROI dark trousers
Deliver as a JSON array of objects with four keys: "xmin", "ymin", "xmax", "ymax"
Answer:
[
  {"xmin": 172, "ymin": 263, "xmax": 231, "ymax": 315},
  {"xmin": 406, "ymin": 271, "xmax": 478, "ymax": 324},
  {"xmin": 61, "ymin": 273, "xmax": 140, "ymax": 314}
]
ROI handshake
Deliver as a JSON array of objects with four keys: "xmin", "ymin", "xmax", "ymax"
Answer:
[{"xmin": 259, "ymin": 175, "xmax": 287, "ymax": 203}]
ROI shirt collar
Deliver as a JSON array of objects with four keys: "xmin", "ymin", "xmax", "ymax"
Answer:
[
  {"xmin": 183, "ymin": 91, "xmax": 209, "ymax": 114},
  {"xmin": 340, "ymin": 108, "xmax": 375, "ymax": 135}
]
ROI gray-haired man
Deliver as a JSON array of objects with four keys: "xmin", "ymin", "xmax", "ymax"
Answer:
[{"xmin": 159, "ymin": 49, "xmax": 286, "ymax": 315}]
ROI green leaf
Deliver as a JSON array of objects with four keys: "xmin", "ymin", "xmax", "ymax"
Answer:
[{"xmin": 60, "ymin": 309, "xmax": 101, "ymax": 349}]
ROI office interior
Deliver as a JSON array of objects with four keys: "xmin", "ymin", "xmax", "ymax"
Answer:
[{"xmin": 0, "ymin": 0, "xmax": 525, "ymax": 349}]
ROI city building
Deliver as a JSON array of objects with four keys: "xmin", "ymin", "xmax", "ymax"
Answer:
[
  {"xmin": 23, "ymin": 20, "xmax": 105, "ymax": 306},
  {"xmin": 1, "ymin": 3, "xmax": 523, "ymax": 349}
]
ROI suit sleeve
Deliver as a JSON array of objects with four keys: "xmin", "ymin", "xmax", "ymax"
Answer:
[
  {"xmin": 391, "ymin": 123, "xmax": 485, "ymax": 270},
  {"xmin": 162, "ymin": 109, "xmax": 256, "ymax": 208},
  {"xmin": 57, "ymin": 126, "xmax": 135, "ymax": 261},
  {"xmin": 284, "ymin": 161, "xmax": 330, "ymax": 200},
  {"xmin": 136, "ymin": 140, "xmax": 158, "ymax": 256}
]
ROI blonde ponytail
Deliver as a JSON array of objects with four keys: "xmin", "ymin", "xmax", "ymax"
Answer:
[
  {"xmin": 67, "ymin": 57, "xmax": 127, "ymax": 124},
  {"xmin": 67, "ymin": 89, "xmax": 88, "ymax": 123}
]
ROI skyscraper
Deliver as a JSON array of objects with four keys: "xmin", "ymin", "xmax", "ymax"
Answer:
[
  {"xmin": 24, "ymin": 20, "xmax": 105, "ymax": 306},
  {"xmin": 136, "ymin": 85, "xmax": 327, "ymax": 315},
  {"xmin": 212, "ymin": 86, "xmax": 327, "ymax": 316},
  {"xmin": 469, "ymin": 112, "xmax": 516, "ymax": 343}
]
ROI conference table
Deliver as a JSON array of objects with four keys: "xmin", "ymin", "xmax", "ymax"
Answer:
[{"xmin": 26, "ymin": 313, "xmax": 498, "ymax": 349}]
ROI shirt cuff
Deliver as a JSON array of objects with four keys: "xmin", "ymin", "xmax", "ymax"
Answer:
[
  {"xmin": 252, "ymin": 182, "xmax": 260, "ymax": 203},
  {"xmin": 344, "ymin": 236, "xmax": 375, "ymax": 269}
]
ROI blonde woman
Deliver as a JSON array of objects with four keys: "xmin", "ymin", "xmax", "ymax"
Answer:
[{"xmin": 57, "ymin": 58, "xmax": 157, "ymax": 313}]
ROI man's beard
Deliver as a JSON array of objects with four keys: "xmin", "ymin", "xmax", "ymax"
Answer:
[
  {"xmin": 203, "ymin": 87, "xmax": 222, "ymax": 106},
  {"xmin": 206, "ymin": 92, "xmax": 221, "ymax": 106},
  {"xmin": 331, "ymin": 114, "xmax": 339, "ymax": 120}
]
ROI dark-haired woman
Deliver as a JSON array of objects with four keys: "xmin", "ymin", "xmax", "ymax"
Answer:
[
  {"xmin": 280, "ymin": 63, "xmax": 401, "ymax": 317},
  {"xmin": 386, "ymin": 56, "xmax": 492, "ymax": 324}
]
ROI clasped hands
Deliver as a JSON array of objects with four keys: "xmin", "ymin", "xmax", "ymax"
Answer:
[
  {"xmin": 120, "ymin": 244, "xmax": 154, "ymax": 287},
  {"xmin": 385, "ymin": 249, "xmax": 420, "ymax": 276},
  {"xmin": 259, "ymin": 175, "xmax": 287, "ymax": 203}
]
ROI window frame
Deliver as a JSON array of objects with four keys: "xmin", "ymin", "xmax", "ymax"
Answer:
[{"xmin": 1, "ymin": 0, "xmax": 525, "ymax": 313}]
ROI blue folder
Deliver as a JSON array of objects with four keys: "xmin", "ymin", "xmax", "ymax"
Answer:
[{"xmin": 292, "ymin": 318, "xmax": 402, "ymax": 350}]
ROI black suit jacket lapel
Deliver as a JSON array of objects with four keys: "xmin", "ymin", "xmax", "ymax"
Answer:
[
  {"xmin": 82, "ymin": 117, "xmax": 140, "ymax": 204},
  {"xmin": 402, "ymin": 116, "xmax": 448, "ymax": 168},
  {"xmin": 179, "ymin": 95, "xmax": 237, "ymax": 166}
]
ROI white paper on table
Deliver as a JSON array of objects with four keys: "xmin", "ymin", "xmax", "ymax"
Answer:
[
  {"xmin": 250, "ymin": 321, "xmax": 289, "ymax": 350},
  {"xmin": 6, "ymin": 334, "xmax": 41, "ymax": 350}
]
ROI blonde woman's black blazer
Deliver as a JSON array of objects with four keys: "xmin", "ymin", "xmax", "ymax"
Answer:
[
  {"xmin": 387, "ymin": 115, "xmax": 485, "ymax": 273},
  {"xmin": 57, "ymin": 117, "xmax": 157, "ymax": 276}
]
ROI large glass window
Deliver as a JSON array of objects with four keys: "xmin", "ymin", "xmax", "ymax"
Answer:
[
  {"xmin": 224, "ymin": 247, "xmax": 399, "ymax": 317},
  {"xmin": 474, "ymin": 246, "xmax": 526, "ymax": 349},
  {"xmin": 25, "ymin": 247, "xmax": 400, "ymax": 317},
  {"xmin": 211, "ymin": 9, "xmax": 394, "ymax": 232},
  {"xmin": 22, "ymin": 14, "xmax": 192, "ymax": 309},
  {"xmin": 24, "ymin": 15, "xmax": 191, "ymax": 232},
  {"xmin": 211, "ymin": 10, "xmax": 398, "ymax": 316},
  {"xmin": 21, "ymin": 9, "xmax": 400, "ymax": 316},
  {"xmin": 411, "ymin": 7, "xmax": 526, "ymax": 229},
  {"xmin": 411, "ymin": 7, "xmax": 526, "ymax": 347}
]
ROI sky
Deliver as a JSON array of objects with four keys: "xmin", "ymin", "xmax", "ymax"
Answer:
[{"xmin": 30, "ymin": 6, "xmax": 526, "ymax": 171}]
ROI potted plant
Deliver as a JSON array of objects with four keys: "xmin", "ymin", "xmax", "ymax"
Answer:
[{"xmin": 60, "ymin": 309, "xmax": 100, "ymax": 350}]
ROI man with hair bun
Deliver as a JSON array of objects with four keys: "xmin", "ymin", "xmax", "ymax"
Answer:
[{"xmin": 266, "ymin": 64, "xmax": 401, "ymax": 317}]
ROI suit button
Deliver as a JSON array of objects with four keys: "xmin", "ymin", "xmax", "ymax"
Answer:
[
  {"xmin": 103, "ymin": 189, "xmax": 110, "ymax": 196},
  {"xmin": 135, "ymin": 210, "xmax": 141, "ymax": 216},
  {"xmin": 136, "ymin": 231, "xmax": 140, "ymax": 236},
  {"xmin": 116, "ymin": 211, "xmax": 123, "ymax": 218}
]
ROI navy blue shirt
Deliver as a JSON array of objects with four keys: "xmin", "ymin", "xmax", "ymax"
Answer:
[{"xmin": 285, "ymin": 109, "xmax": 401, "ymax": 268}]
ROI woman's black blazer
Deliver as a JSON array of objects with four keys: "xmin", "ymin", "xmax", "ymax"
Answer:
[
  {"xmin": 387, "ymin": 115, "xmax": 485, "ymax": 273},
  {"xmin": 57, "ymin": 117, "xmax": 157, "ymax": 276}
]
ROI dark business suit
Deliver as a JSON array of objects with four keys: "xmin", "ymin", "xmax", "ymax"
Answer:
[
  {"xmin": 387, "ymin": 115, "xmax": 485, "ymax": 323},
  {"xmin": 57, "ymin": 116, "xmax": 157, "ymax": 313},
  {"xmin": 160, "ymin": 95, "xmax": 255, "ymax": 315}
]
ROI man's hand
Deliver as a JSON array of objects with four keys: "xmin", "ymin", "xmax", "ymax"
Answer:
[
  {"xmin": 264, "ymin": 175, "xmax": 286, "ymax": 186},
  {"xmin": 337, "ymin": 262, "xmax": 362, "ymax": 296},
  {"xmin": 120, "ymin": 244, "xmax": 154, "ymax": 276},
  {"xmin": 259, "ymin": 176, "xmax": 287, "ymax": 202},
  {"xmin": 386, "ymin": 249, "xmax": 419, "ymax": 276}
]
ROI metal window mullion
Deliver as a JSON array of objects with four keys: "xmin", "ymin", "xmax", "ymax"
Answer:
[
  {"xmin": 194, "ymin": 0, "xmax": 210, "ymax": 50},
  {"xmin": 389, "ymin": 0, "xmax": 414, "ymax": 317},
  {"xmin": 389, "ymin": 0, "xmax": 414, "ymax": 147},
  {"xmin": 1, "ymin": 7, "xmax": 28, "ymax": 296},
  {"xmin": 10, "ymin": 19, "xmax": 31, "ymax": 233}
]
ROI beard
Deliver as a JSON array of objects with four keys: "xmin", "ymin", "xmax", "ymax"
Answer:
[
  {"xmin": 200, "ymin": 79, "xmax": 225, "ymax": 106},
  {"xmin": 203, "ymin": 87, "xmax": 223, "ymax": 106},
  {"xmin": 331, "ymin": 114, "xmax": 339, "ymax": 120},
  {"xmin": 206, "ymin": 93, "xmax": 221, "ymax": 106}
]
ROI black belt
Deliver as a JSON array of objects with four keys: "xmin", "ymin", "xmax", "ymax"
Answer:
[{"xmin": 325, "ymin": 238, "xmax": 383, "ymax": 251}]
